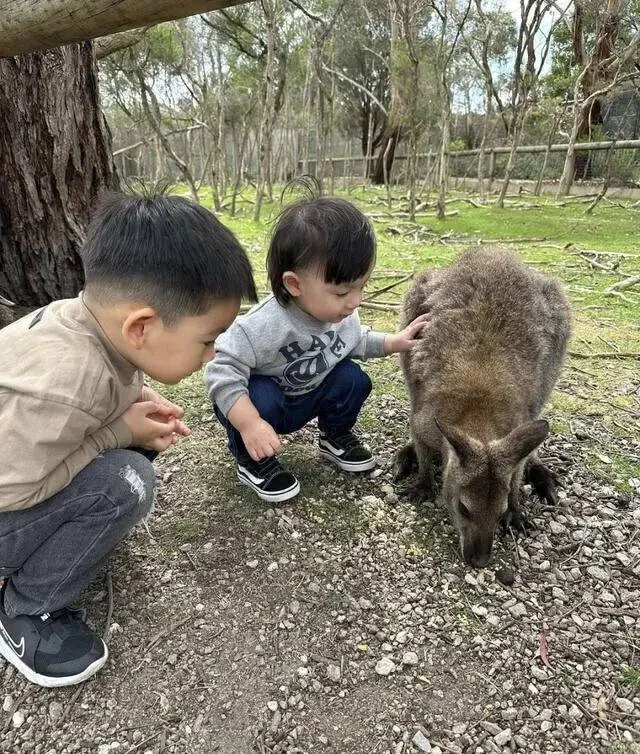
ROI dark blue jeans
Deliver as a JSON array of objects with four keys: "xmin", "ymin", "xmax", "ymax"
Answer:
[
  {"xmin": 215, "ymin": 359, "xmax": 373, "ymax": 461},
  {"xmin": 0, "ymin": 449, "xmax": 155, "ymax": 617}
]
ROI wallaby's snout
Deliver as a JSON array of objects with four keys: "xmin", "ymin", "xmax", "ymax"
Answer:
[{"xmin": 462, "ymin": 537, "xmax": 493, "ymax": 569}]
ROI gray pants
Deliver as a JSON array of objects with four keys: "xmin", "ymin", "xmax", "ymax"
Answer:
[{"xmin": 0, "ymin": 449, "xmax": 155, "ymax": 617}]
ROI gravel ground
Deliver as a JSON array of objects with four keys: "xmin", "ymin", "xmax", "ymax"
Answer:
[{"xmin": 1, "ymin": 382, "xmax": 639, "ymax": 754}]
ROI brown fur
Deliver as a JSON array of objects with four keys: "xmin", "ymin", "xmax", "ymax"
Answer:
[{"xmin": 396, "ymin": 247, "xmax": 571, "ymax": 567}]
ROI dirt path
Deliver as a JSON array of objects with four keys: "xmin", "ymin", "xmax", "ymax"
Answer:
[{"xmin": 1, "ymin": 378, "xmax": 638, "ymax": 754}]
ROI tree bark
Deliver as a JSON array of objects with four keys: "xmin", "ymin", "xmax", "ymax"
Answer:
[
  {"xmin": 0, "ymin": 0, "xmax": 249, "ymax": 58},
  {"xmin": 0, "ymin": 43, "xmax": 117, "ymax": 309}
]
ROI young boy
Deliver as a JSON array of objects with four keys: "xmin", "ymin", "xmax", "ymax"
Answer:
[
  {"xmin": 205, "ymin": 196, "xmax": 428, "ymax": 503},
  {"xmin": 0, "ymin": 193, "xmax": 256, "ymax": 687}
]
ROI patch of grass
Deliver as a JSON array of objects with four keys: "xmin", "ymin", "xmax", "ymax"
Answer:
[
  {"xmin": 156, "ymin": 516, "xmax": 209, "ymax": 547},
  {"xmin": 585, "ymin": 447, "xmax": 640, "ymax": 494},
  {"xmin": 621, "ymin": 666, "xmax": 640, "ymax": 689},
  {"xmin": 611, "ymin": 744, "xmax": 635, "ymax": 754},
  {"xmin": 163, "ymin": 182, "xmax": 640, "ymax": 501}
]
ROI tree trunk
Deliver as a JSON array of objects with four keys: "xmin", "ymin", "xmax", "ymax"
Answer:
[
  {"xmin": 136, "ymin": 71, "xmax": 199, "ymax": 203},
  {"xmin": 534, "ymin": 108, "xmax": 561, "ymax": 196},
  {"xmin": 477, "ymin": 84, "xmax": 491, "ymax": 201},
  {"xmin": 436, "ymin": 103, "xmax": 451, "ymax": 220},
  {"xmin": 371, "ymin": 127, "xmax": 400, "ymax": 185},
  {"xmin": 253, "ymin": 0, "xmax": 278, "ymax": 222},
  {"xmin": 0, "ymin": 43, "xmax": 117, "ymax": 310},
  {"xmin": 496, "ymin": 111, "xmax": 526, "ymax": 207}
]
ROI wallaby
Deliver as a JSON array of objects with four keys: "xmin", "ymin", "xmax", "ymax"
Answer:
[{"xmin": 395, "ymin": 247, "xmax": 571, "ymax": 567}]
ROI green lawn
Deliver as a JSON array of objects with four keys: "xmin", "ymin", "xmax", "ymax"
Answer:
[{"xmin": 169, "ymin": 183, "xmax": 640, "ymax": 494}]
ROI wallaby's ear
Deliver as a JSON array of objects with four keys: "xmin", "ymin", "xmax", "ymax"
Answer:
[
  {"xmin": 435, "ymin": 417, "xmax": 478, "ymax": 464},
  {"xmin": 493, "ymin": 419, "xmax": 549, "ymax": 467}
]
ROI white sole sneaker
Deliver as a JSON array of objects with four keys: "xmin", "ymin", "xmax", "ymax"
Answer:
[
  {"xmin": 0, "ymin": 633, "xmax": 108, "ymax": 688},
  {"xmin": 319, "ymin": 448, "xmax": 377, "ymax": 473},
  {"xmin": 237, "ymin": 466, "xmax": 300, "ymax": 503}
]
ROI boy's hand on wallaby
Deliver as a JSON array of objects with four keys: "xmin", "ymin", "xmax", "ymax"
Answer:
[
  {"xmin": 122, "ymin": 401, "xmax": 184, "ymax": 452},
  {"xmin": 241, "ymin": 418, "xmax": 283, "ymax": 461},
  {"xmin": 384, "ymin": 313, "xmax": 430, "ymax": 354},
  {"xmin": 139, "ymin": 385, "xmax": 190, "ymax": 437}
]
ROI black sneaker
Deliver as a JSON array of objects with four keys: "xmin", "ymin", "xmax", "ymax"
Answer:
[
  {"xmin": 237, "ymin": 456, "xmax": 300, "ymax": 502},
  {"xmin": 0, "ymin": 604, "xmax": 107, "ymax": 688},
  {"xmin": 319, "ymin": 430, "xmax": 376, "ymax": 472}
]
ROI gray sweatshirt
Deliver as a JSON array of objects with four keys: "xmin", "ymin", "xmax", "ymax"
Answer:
[{"xmin": 205, "ymin": 294, "xmax": 387, "ymax": 416}]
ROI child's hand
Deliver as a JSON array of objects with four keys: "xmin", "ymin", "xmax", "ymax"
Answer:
[
  {"xmin": 241, "ymin": 418, "xmax": 283, "ymax": 461},
  {"xmin": 384, "ymin": 313, "xmax": 430, "ymax": 354},
  {"xmin": 139, "ymin": 386, "xmax": 190, "ymax": 437},
  {"xmin": 123, "ymin": 401, "xmax": 183, "ymax": 452}
]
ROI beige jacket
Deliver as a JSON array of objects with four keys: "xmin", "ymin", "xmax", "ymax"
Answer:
[{"xmin": 0, "ymin": 296, "xmax": 143, "ymax": 511}]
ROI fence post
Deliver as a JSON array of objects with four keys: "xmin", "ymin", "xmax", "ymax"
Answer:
[{"xmin": 488, "ymin": 149, "xmax": 496, "ymax": 191}]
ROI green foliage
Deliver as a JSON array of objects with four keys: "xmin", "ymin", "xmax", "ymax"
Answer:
[
  {"xmin": 145, "ymin": 23, "xmax": 185, "ymax": 73},
  {"xmin": 621, "ymin": 666, "xmax": 640, "ymax": 689},
  {"xmin": 544, "ymin": 0, "xmax": 640, "ymax": 99},
  {"xmin": 448, "ymin": 139, "xmax": 467, "ymax": 152}
]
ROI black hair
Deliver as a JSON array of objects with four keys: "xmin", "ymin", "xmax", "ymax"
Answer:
[
  {"xmin": 267, "ymin": 196, "xmax": 376, "ymax": 306},
  {"xmin": 81, "ymin": 193, "xmax": 257, "ymax": 324}
]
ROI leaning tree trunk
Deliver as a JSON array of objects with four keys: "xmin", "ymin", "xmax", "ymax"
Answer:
[{"xmin": 0, "ymin": 42, "xmax": 117, "ymax": 310}]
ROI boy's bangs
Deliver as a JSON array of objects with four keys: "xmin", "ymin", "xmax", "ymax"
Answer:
[{"xmin": 322, "ymin": 232, "xmax": 376, "ymax": 285}]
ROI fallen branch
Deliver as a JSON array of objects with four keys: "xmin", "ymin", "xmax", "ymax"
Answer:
[
  {"xmin": 570, "ymin": 250, "xmax": 614, "ymax": 272},
  {"xmin": 145, "ymin": 613, "xmax": 194, "ymax": 653},
  {"xmin": 569, "ymin": 351, "xmax": 640, "ymax": 360},
  {"xmin": 606, "ymin": 275, "xmax": 640, "ymax": 294},
  {"xmin": 59, "ymin": 685, "xmax": 84, "ymax": 725},
  {"xmin": 359, "ymin": 301, "xmax": 400, "ymax": 312},
  {"xmin": 364, "ymin": 273, "xmax": 413, "ymax": 302},
  {"xmin": 478, "ymin": 237, "xmax": 547, "ymax": 245},
  {"xmin": 123, "ymin": 732, "xmax": 162, "ymax": 754},
  {"xmin": 367, "ymin": 211, "xmax": 436, "ymax": 220},
  {"xmin": 446, "ymin": 197, "xmax": 483, "ymax": 208}
]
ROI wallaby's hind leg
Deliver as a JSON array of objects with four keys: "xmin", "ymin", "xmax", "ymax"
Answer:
[
  {"xmin": 393, "ymin": 442, "xmax": 418, "ymax": 483},
  {"xmin": 526, "ymin": 456, "xmax": 559, "ymax": 505}
]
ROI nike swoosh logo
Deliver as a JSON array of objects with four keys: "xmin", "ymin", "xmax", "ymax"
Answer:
[{"xmin": 0, "ymin": 620, "xmax": 25, "ymax": 659}]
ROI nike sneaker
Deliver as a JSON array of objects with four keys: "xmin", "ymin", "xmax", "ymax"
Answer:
[{"xmin": 0, "ymin": 599, "xmax": 108, "ymax": 688}]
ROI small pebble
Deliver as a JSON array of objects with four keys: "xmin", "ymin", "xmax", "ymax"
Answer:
[
  {"xmin": 402, "ymin": 651, "xmax": 419, "ymax": 666},
  {"xmin": 616, "ymin": 697, "xmax": 635, "ymax": 713},
  {"xmin": 494, "ymin": 728, "xmax": 512, "ymax": 746},
  {"xmin": 412, "ymin": 730, "xmax": 432, "ymax": 752},
  {"xmin": 326, "ymin": 664, "xmax": 341, "ymax": 683},
  {"xmin": 375, "ymin": 658, "xmax": 396, "ymax": 676}
]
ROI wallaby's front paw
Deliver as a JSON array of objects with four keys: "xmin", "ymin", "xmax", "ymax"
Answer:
[
  {"xmin": 501, "ymin": 509, "xmax": 531, "ymax": 535},
  {"xmin": 393, "ymin": 443, "xmax": 418, "ymax": 483},
  {"xmin": 397, "ymin": 477, "xmax": 434, "ymax": 503},
  {"xmin": 527, "ymin": 462, "xmax": 559, "ymax": 505}
]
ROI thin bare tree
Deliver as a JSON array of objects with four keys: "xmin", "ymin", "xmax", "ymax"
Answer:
[{"xmin": 556, "ymin": 1, "xmax": 640, "ymax": 197}]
